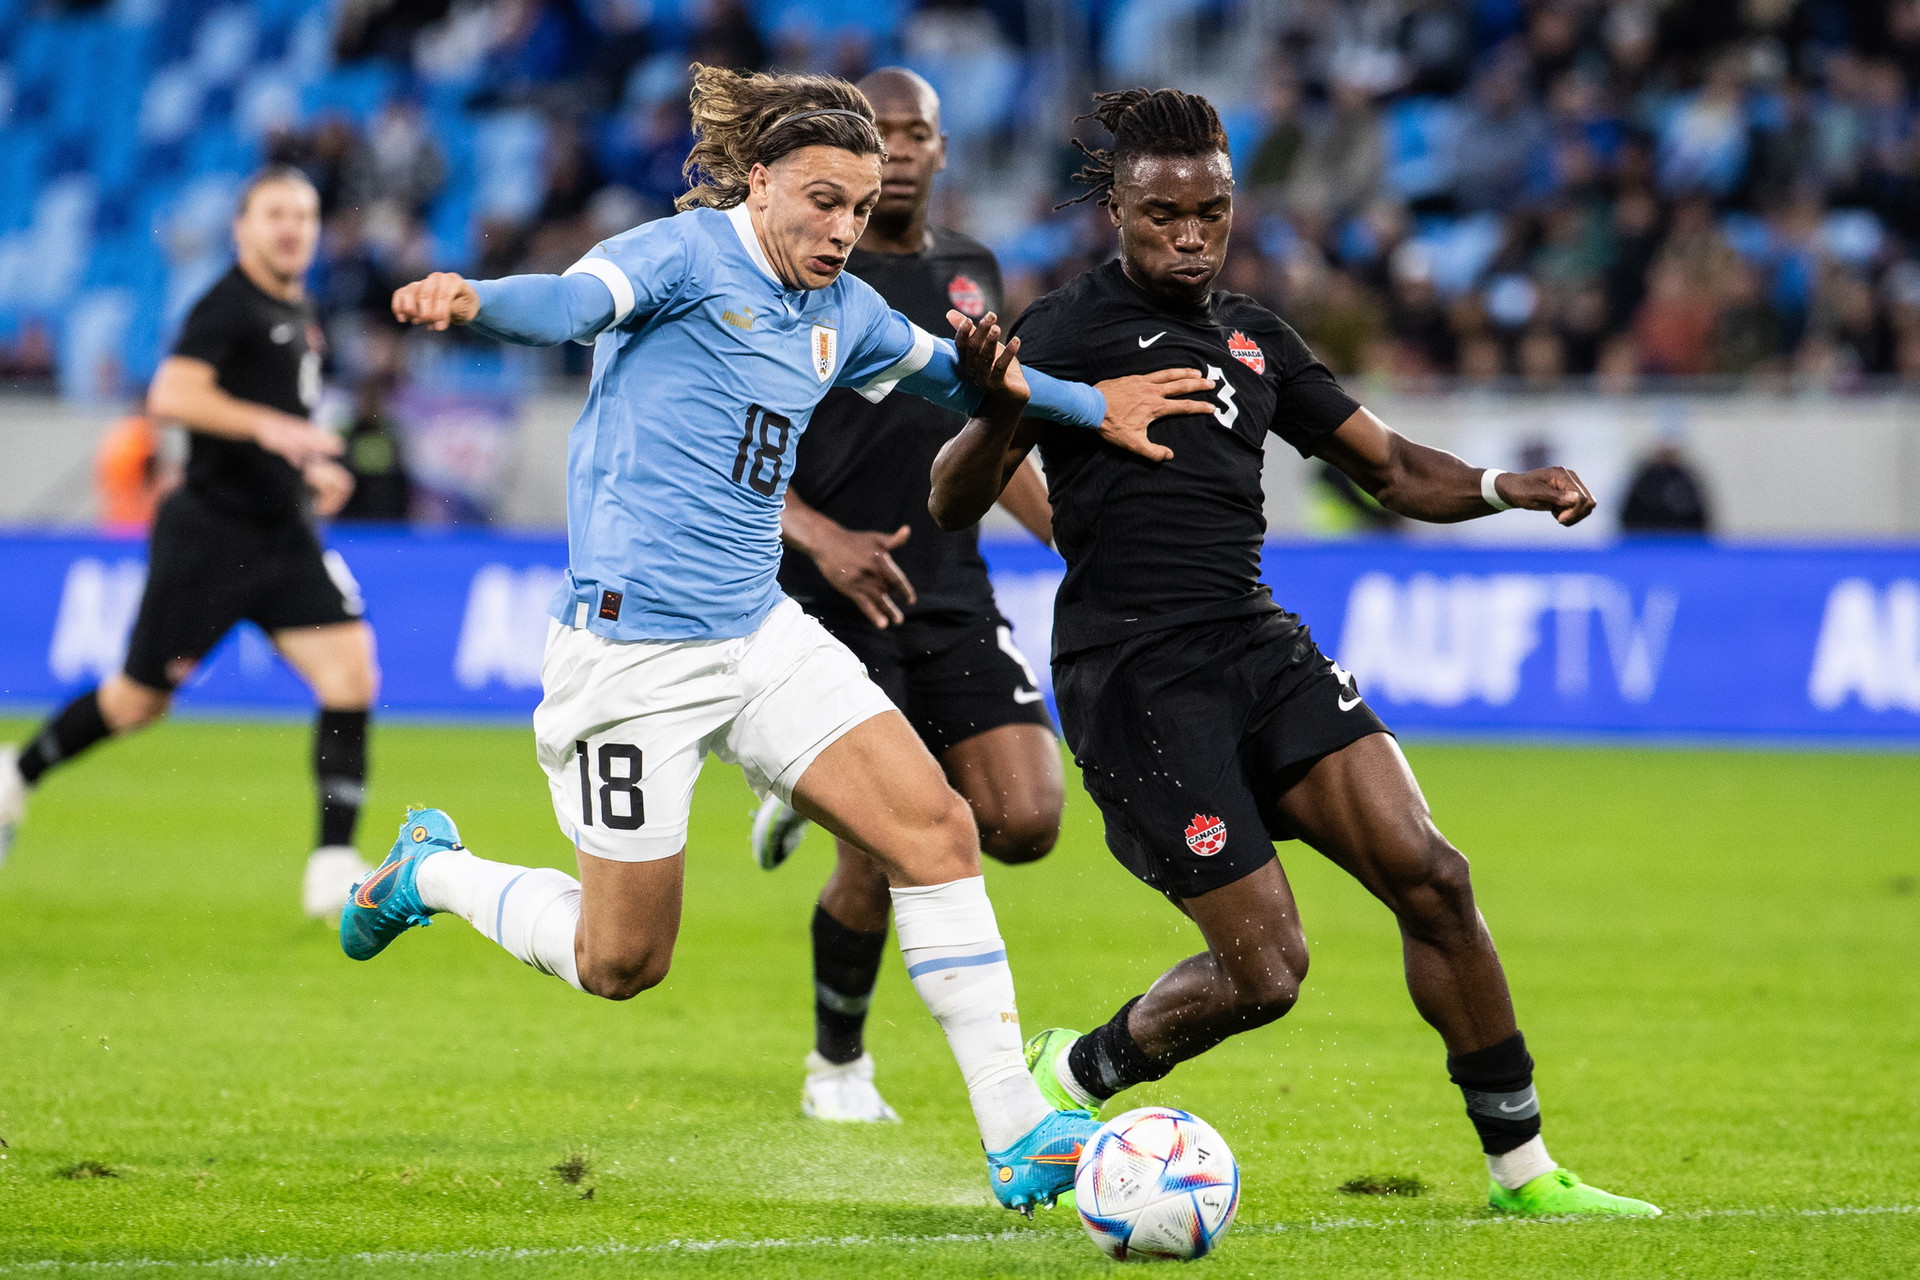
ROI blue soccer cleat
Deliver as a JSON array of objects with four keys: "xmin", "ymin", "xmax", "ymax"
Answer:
[
  {"xmin": 339, "ymin": 808, "xmax": 462, "ymax": 961},
  {"xmin": 986, "ymin": 1108, "xmax": 1099, "ymax": 1216}
]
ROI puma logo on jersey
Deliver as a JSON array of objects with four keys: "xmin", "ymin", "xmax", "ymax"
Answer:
[
  {"xmin": 1138, "ymin": 332, "xmax": 1166, "ymax": 347},
  {"xmin": 1227, "ymin": 330, "xmax": 1264, "ymax": 373},
  {"xmin": 722, "ymin": 307, "xmax": 755, "ymax": 330}
]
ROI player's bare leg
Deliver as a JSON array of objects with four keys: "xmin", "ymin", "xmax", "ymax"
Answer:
[
  {"xmin": 792, "ymin": 711, "xmax": 1088, "ymax": 1209},
  {"xmin": 571, "ymin": 849, "xmax": 685, "ymax": 998},
  {"xmin": 940, "ymin": 722, "xmax": 1063, "ymax": 865},
  {"xmin": 275, "ymin": 620, "xmax": 381, "ymax": 917},
  {"xmin": 1271, "ymin": 733, "xmax": 1515, "ymax": 1054},
  {"xmin": 1119, "ymin": 860, "xmax": 1310, "ymax": 1061},
  {"xmin": 1035, "ymin": 731, "xmax": 1657, "ymax": 1216},
  {"xmin": 96, "ymin": 673, "xmax": 174, "ymax": 731},
  {"xmin": 805, "ymin": 721, "xmax": 1062, "ymax": 1120}
]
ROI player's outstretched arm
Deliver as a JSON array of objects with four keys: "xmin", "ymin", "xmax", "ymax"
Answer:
[
  {"xmin": 391, "ymin": 272, "xmax": 616, "ymax": 346},
  {"xmin": 929, "ymin": 312, "xmax": 1215, "ymax": 529},
  {"xmin": 929, "ymin": 312, "xmax": 1041, "ymax": 530},
  {"xmin": 1316, "ymin": 407, "xmax": 1597, "ymax": 525}
]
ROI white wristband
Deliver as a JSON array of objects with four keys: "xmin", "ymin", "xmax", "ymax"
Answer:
[{"xmin": 1480, "ymin": 468, "xmax": 1511, "ymax": 512}]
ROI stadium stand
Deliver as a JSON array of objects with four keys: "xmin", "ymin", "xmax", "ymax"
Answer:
[{"xmin": 5, "ymin": 0, "xmax": 1920, "ymax": 401}]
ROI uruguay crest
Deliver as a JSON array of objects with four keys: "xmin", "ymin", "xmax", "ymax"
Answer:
[
  {"xmin": 810, "ymin": 323, "xmax": 838, "ymax": 382},
  {"xmin": 1226, "ymin": 331, "xmax": 1264, "ymax": 374}
]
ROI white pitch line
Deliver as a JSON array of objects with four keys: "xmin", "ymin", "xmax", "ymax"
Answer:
[{"xmin": 3, "ymin": 1205, "xmax": 1913, "ymax": 1273}]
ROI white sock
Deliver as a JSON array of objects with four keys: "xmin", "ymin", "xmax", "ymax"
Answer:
[
  {"xmin": 891, "ymin": 876, "xmax": 1049, "ymax": 1152},
  {"xmin": 1488, "ymin": 1135, "xmax": 1557, "ymax": 1190},
  {"xmin": 416, "ymin": 850, "xmax": 583, "ymax": 990}
]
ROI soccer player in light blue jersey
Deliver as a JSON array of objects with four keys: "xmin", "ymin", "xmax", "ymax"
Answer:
[{"xmin": 343, "ymin": 65, "xmax": 1213, "ymax": 1215}]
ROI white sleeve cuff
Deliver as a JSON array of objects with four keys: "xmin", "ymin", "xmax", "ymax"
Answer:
[
  {"xmin": 854, "ymin": 322, "xmax": 936, "ymax": 403},
  {"xmin": 562, "ymin": 256, "xmax": 636, "ymax": 344}
]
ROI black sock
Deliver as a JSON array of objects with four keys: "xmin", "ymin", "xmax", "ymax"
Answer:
[
  {"xmin": 812, "ymin": 903, "xmax": 887, "ymax": 1065},
  {"xmin": 1448, "ymin": 1031, "xmax": 1542, "ymax": 1155},
  {"xmin": 314, "ymin": 709, "xmax": 368, "ymax": 849},
  {"xmin": 17, "ymin": 690, "xmax": 112, "ymax": 785},
  {"xmin": 1067, "ymin": 996, "xmax": 1174, "ymax": 1101}
]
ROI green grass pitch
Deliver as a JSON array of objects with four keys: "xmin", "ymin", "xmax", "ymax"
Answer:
[{"xmin": 0, "ymin": 717, "xmax": 1915, "ymax": 1278}]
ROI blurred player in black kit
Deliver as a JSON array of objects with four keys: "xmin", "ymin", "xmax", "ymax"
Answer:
[
  {"xmin": 930, "ymin": 89, "xmax": 1660, "ymax": 1217},
  {"xmin": 747, "ymin": 68, "xmax": 1064, "ymax": 1123},
  {"xmin": 0, "ymin": 167, "xmax": 380, "ymax": 918}
]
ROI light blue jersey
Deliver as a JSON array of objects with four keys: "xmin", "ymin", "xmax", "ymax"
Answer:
[{"xmin": 467, "ymin": 203, "xmax": 1104, "ymax": 642}]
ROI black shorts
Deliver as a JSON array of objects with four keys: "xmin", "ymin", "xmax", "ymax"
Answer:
[
  {"xmin": 122, "ymin": 492, "xmax": 362, "ymax": 691},
  {"xmin": 821, "ymin": 609, "xmax": 1055, "ymax": 757},
  {"xmin": 1054, "ymin": 611, "xmax": 1391, "ymax": 900}
]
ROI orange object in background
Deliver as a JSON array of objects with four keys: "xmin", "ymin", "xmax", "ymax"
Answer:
[{"xmin": 95, "ymin": 412, "xmax": 175, "ymax": 534}]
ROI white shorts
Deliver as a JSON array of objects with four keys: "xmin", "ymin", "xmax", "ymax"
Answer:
[{"xmin": 533, "ymin": 597, "xmax": 895, "ymax": 862}]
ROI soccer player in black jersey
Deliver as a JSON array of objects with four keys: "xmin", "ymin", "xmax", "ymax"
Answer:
[
  {"xmin": 0, "ymin": 168, "xmax": 380, "ymax": 917},
  {"xmin": 745, "ymin": 69, "xmax": 1065, "ymax": 1122},
  {"xmin": 929, "ymin": 89, "xmax": 1659, "ymax": 1217}
]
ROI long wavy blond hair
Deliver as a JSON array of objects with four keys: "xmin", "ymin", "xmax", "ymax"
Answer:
[{"xmin": 677, "ymin": 65, "xmax": 885, "ymax": 211}]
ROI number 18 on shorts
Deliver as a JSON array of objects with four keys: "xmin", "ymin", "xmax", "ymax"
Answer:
[
  {"xmin": 534, "ymin": 601, "xmax": 897, "ymax": 862},
  {"xmin": 575, "ymin": 741, "xmax": 645, "ymax": 831}
]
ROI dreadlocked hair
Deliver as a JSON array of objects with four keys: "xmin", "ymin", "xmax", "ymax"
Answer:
[
  {"xmin": 1060, "ymin": 87, "xmax": 1230, "ymax": 209},
  {"xmin": 678, "ymin": 65, "xmax": 884, "ymax": 211}
]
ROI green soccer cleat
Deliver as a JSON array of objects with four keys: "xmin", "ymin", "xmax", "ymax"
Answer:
[
  {"xmin": 1488, "ymin": 1168, "xmax": 1662, "ymax": 1217},
  {"xmin": 1024, "ymin": 1027, "xmax": 1095, "ymax": 1115},
  {"xmin": 338, "ymin": 808, "xmax": 460, "ymax": 961},
  {"xmin": 986, "ymin": 1108, "xmax": 1098, "ymax": 1217}
]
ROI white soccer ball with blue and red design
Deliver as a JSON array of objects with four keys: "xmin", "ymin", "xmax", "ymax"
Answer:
[{"xmin": 1073, "ymin": 1106, "xmax": 1239, "ymax": 1261}]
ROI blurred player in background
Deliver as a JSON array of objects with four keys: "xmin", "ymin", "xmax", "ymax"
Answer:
[
  {"xmin": 0, "ymin": 168, "xmax": 377, "ymax": 918},
  {"xmin": 746, "ymin": 68, "xmax": 1064, "ymax": 1125},
  {"xmin": 931, "ymin": 88, "xmax": 1659, "ymax": 1219},
  {"xmin": 350, "ymin": 66, "xmax": 1203, "ymax": 1215}
]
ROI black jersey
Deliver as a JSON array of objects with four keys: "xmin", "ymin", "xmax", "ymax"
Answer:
[
  {"xmin": 1011, "ymin": 259, "xmax": 1360, "ymax": 658},
  {"xmin": 170, "ymin": 266, "xmax": 323, "ymax": 526},
  {"xmin": 780, "ymin": 227, "xmax": 1005, "ymax": 624}
]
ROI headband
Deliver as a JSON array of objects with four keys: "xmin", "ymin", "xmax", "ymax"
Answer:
[{"xmin": 766, "ymin": 107, "xmax": 875, "ymax": 136}]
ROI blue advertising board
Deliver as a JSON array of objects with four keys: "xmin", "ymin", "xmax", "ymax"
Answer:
[{"xmin": 1, "ymin": 529, "xmax": 1917, "ymax": 743}]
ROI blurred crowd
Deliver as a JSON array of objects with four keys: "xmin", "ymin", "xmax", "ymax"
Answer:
[
  {"xmin": 239, "ymin": 0, "xmax": 1920, "ymax": 395},
  {"xmin": 1008, "ymin": 0, "xmax": 1920, "ymax": 390}
]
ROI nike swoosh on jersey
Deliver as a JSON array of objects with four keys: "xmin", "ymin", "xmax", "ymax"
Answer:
[
  {"xmin": 1138, "ymin": 332, "xmax": 1166, "ymax": 347},
  {"xmin": 1337, "ymin": 692, "xmax": 1362, "ymax": 712},
  {"xmin": 1014, "ymin": 688, "xmax": 1045, "ymax": 705}
]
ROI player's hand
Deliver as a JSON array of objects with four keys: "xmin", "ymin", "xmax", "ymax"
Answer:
[
  {"xmin": 811, "ymin": 523, "xmax": 918, "ymax": 628},
  {"xmin": 1093, "ymin": 369, "xmax": 1216, "ymax": 463},
  {"xmin": 948, "ymin": 309, "xmax": 1030, "ymax": 415},
  {"xmin": 303, "ymin": 458, "xmax": 356, "ymax": 518},
  {"xmin": 392, "ymin": 273, "xmax": 480, "ymax": 330},
  {"xmin": 1497, "ymin": 466, "xmax": 1597, "ymax": 526},
  {"xmin": 255, "ymin": 414, "xmax": 345, "ymax": 469}
]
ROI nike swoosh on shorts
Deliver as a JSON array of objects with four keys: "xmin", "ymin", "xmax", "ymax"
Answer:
[{"xmin": 1138, "ymin": 332, "xmax": 1165, "ymax": 347}]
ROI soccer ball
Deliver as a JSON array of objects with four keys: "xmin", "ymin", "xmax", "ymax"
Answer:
[{"xmin": 1073, "ymin": 1106, "xmax": 1239, "ymax": 1261}]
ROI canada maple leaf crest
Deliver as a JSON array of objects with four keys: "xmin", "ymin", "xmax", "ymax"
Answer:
[
  {"xmin": 1226, "ymin": 330, "xmax": 1264, "ymax": 374},
  {"xmin": 948, "ymin": 274, "xmax": 987, "ymax": 319},
  {"xmin": 1184, "ymin": 813, "xmax": 1227, "ymax": 856}
]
